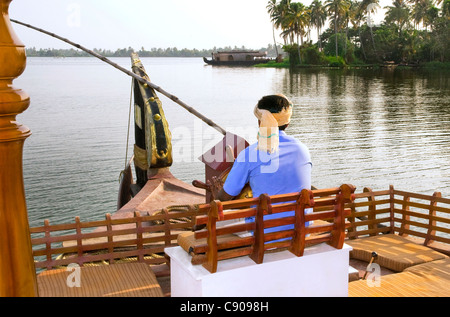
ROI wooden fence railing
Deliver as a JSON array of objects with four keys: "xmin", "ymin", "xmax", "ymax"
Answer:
[
  {"xmin": 345, "ymin": 185, "xmax": 450, "ymax": 254},
  {"xmin": 30, "ymin": 185, "xmax": 450, "ymax": 275},
  {"xmin": 191, "ymin": 184, "xmax": 356, "ymax": 273},
  {"xmin": 30, "ymin": 206, "xmax": 198, "ymax": 276}
]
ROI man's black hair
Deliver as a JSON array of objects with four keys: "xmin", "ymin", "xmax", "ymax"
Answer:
[{"xmin": 257, "ymin": 95, "xmax": 291, "ymax": 130}]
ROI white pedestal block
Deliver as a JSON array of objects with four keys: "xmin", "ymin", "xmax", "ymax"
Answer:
[{"xmin": 165, "ymin": 243, "xmax": 352, "ymax": 297}]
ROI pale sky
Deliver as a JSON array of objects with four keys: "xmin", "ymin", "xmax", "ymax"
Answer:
[{"xmin": 9, "ymin": 0, "xmax": 390, "ymax": 51}]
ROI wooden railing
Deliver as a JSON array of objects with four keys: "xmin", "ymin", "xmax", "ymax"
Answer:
[
  {"xmin": 30, "ymin": 206, "xmax": 198, "ymax": 276},
  {"xmin": 345, "ymin": 185, "xmax": 450, "ymax": 254},
  {"xmin": 192, "ymin": 184, "xmax": 356, "ymax": 273},
  {"xmin": 30, "ymin": 185, "xmax": 450, "ymax": 276}
]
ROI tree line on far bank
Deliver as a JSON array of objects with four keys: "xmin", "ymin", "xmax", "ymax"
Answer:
[{"xmin": 25, "ymin": 44, "xmax": 282, "ymax": 58}]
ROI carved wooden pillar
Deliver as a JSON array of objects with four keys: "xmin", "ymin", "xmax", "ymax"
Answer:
[{"xmin": 0, "ymin": 0, "xmax": 38, "ymax": 296}]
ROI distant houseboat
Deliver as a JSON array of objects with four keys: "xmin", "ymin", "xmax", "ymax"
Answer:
[{"xmin": 203, "ymin": 50, "xmax": 272, "ymax": 66}]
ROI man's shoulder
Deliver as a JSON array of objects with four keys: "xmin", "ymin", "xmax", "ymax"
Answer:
[
  {"xmin": 234, "ymin": 142, "xmax": 276, "ymax": 166},
  {"xmin": 281, "ymin": 133, "xmax": 308, "ymax": 148},
  {"xmin": 280, "ymin": 133, "xmax": 311, "ymax": 162}
]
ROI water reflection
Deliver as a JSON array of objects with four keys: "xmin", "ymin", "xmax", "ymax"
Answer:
[{"xmin": 281, "ymin": 68, "xmax": 450, "ymax": 196}]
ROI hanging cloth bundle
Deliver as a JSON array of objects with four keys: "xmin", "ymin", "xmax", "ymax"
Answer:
[{"xmin": 253, "ymin": 103, "xmax": 292, "ymax": 153}]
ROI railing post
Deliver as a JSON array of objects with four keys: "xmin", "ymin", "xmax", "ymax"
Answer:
[
  {"xmin": 134, "ymin": 211, "xmax": 144, "ymax": 262},
  {"xmin": 250, "ymin": 194, "xmax": 270, "ymax": 264},
  {"xmin": 330, "ymin": 184, "xmax": 355, "ymax": 249},
  {"xmin": 43, "ymin": 219, "xmax": 52, "ymax": 270},
  {"xmin": 290, "ymin": 189, "xmax": 314, "ymax": 256},
  {"xmin": 0, "ymin": 0, "xmax": 37, "ymax": 296},
  {"xmin": 399, "ymin": 194, "xmax": 410, "ymax": 237},
  {"xmin": 346, "ymin": 191, "xmax": 357, "ymax": 239},
  {"xmin": 75, "ymin": 216, "xmax": 83, "ymax": 265},
  {"xmin": 105, "ymin": 213, "xmax": 115, "ymax": 264},
  {"xmin": 203, "ymin": 200, "xmax": 221, "ymax": 273},
  {"xmin": 425, "ymin": 192, "xmax": 441, "ymax": 246},
  {"xmin": 389, "ymin": 185, "xmax": 395, "ymax": 233},
  {"xmin": 363, "ymin": 187, "xmax": 377, "ymax": 236},
  {"xmin": 162, "ymin": 208, "xmax": 171, "ymax": 246}
]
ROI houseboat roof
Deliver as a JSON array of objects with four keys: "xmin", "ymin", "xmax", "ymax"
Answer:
[{"xmin": 214, "ymin": 50, "xmax": 267, "ymax": 56}]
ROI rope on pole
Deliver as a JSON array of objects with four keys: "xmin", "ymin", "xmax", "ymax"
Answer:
[{"xmin": 11, "ymin": 19, "xmax": 227, "ymax": 136}]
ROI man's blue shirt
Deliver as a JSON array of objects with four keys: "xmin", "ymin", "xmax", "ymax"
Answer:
[{"xmin": 223, "ymin": 131, "xmax": 312, "ymax": 234}]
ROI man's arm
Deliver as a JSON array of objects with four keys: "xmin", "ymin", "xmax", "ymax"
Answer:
[
  {"xmin": 212, "ymin": 147, "xmax": 250, "ymax": 202},
  {"xmin": 210, "ymin": 176, "xmax": 235, "ymax": 201},
  {"xmin": 216, "ymin": 187, "xmax": 234, "ymax": 201}
]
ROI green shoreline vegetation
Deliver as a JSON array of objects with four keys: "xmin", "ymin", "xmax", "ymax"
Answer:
[
  {"xmin": 263, "ymin": 0, "xmax": 449, "ymax": 69},
  {"xmin": 26, "ymin": 0, "xmax": 449, "ymax": 70},
  {"xmin": 25, "ymin": 45, "xmax": 450, "ymax": 70}
]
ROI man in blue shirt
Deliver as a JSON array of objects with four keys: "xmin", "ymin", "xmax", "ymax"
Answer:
[{"xmin": 215, "ymin": 94, "xmax": 312, "ymax": 234}]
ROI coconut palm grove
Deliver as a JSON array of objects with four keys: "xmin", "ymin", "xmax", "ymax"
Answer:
[{"xmin": 266, "ymin": 0, "xmax": 450, "ymax": 67}]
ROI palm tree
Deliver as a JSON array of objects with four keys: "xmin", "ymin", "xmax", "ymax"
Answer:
[
  {"xmin": 431, "ymin": 0, "xmax": 449, "ymax": 62},
  {"xmin": 411, "ymin": 0, "xmax": 437, "ymax": 29},
  {"xmin": 385, "ymin": 0, "xmax": 411, "ymax": 36},
  {"xmin": 287, "ymin": 2, "xmax": 310, "ymax": 63},
  {"xmin": 359, "ymin": 0, "xmax": 380, "ymax": 17},
  {"xmin": 271, "ymin": 0, "xmax": 292, "ymax": 45},
  {"xmin": 267, "ymin": 0, "xmax": 280, "ymax": 56},
  {"xmin": 343, "ymin": 0, "xmax": 359, "ymax": 56},
  {"xmin": 287, "ymin": 2, "xmax": 310, "ymax": 44},
  {"xmin": 411, "ymin": 0, "xmax": 425, "ymax": 28},
  {"xmin": 310, "ymin": 0, "xmax": 328, "ymax": 50},
  {"xmin": 346, "ymin": 0, "xmax": 369, "ymax": 60},
  {"xmin": 358, "ymin": 0, "xmax": 380, "ymax": 53},
  {"xmin": 423, "ymin": 1, "xmax": 439, "ymax": 30},
  {"xmin": 325, "ymin": 0, "xmax": 351, "ymax": 57}
]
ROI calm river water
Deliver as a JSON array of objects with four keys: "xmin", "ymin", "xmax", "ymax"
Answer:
[{"xmin": 15, "ymin": 57, "xmax": 450, "ymax": 227}]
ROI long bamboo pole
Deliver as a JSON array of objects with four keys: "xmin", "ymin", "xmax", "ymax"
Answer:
[{"xmin": 10, "ymin": 19, "xmax": 227, "ymax": 136}]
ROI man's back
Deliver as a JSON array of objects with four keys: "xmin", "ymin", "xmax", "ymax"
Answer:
[
  {"xmin": 223, "ymin": 130, "xmax": 312, "ymax": 235},
  {"xmin": 223, "ymin": 130, "xmax": 312, "ymax": 198}
]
